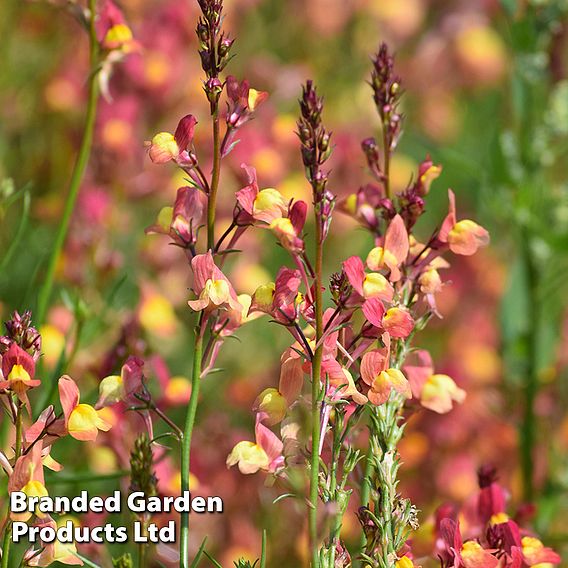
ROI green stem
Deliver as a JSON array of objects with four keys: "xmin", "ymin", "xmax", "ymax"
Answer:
[
  {"xmin": 520, "ymin": 228, "xmax": 539, "ymax": 502},
  {"xmin": 309, "ymin": 219, "xmax": 324, "ymax": 567},
  {"xmin": 180, "ymin": 316, "xmax": 204, "ymax": 568},
  {"xmin": 326, "ymin": 420, "xmax": 343, "ymax": 568},
  {"xmin": 206, "ymin": 111, "xmax": 221, "ymax": 251},
  {"xmin": 2, "ymin": 402, "xmax": 24, "ymax": 568},
  {"xmin": 36, "ymin": 0, "xmax": 100, "ymax": 325},
  {"xmin": 138, "ymin": 520, "xmax": 147, "ymax": 568},
  {"xmin": 356, "ymin": 443, "xmax": 374, "ymax": 566}
]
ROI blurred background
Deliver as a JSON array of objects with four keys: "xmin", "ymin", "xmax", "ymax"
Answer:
[{"xmin": 1, "ymin": 0, "xmax": 568, "ymax": 565}]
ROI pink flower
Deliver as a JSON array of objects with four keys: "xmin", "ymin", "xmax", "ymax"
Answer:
[
  {"xmin": 188, "ymin": 252, "xmax": 243, "ymax": 313},
  {"xmin": 343, "ymin": 255, "xmax": 394, "ymax": 303},
  {"xmin": 147, "ymin": 114, "xmax": 198, "ymax": 165},
  {"xmin": 8, "ymin": 445, "xmax": 47, "ymax": 522},
  {"xmin": 403, "ymin": 350, "xmax": 466, "ymax": 414},
  {"xmin": 226, "ymin": 415, "xmax": 284, "ymax": 475},
  {"xmin": 226, "ymin": 76, "xmax": 268, "ymax": 129},
  {"xmin": 366, "ymin": 214, "xmax": 409, "ymax": 281},
  {"xmin": 439, "ymin": 190, "xmax": 490, "ymax": 256},
  {"xmin": 338, "ymin": 183, "xmax": 386, "ymax": 232},
  {"xmin": 416, "ymin": 156, "xmax": 442, "ymax": 196},
  {"xmin": 25, "ymin": 515, "xmax": 83, "ymax": 566},
  {"xmin": 439, "ymin": 518, "xmax": 499, "ymax": 568},
  {"xmin": 146, "ymin": 186, "xmax": 207, "ymax": 248},
  {"xmin": 0, "ymin": 343, "xmax": 40, "ymax": 413},
  {"xmin": 96, "ymin": 355, "xmax": 145, "ymax": 408},
  {"xmin": 96, "ymin": 0, "xmax": 138, "ymax": 53},
  {"xmin": 361, "ymin": 299, "xmax": 414, "ymax": 339},
  {"xmin": 270, "ymin": 200, "xmax": 307, "ymax": 254},
  {"xmin": 236, "ymin": 164, "xmax": 288, "ymax": 224},
  {"xmin": 360, "ymin": 336, "xmax": 411, "ymax": 405},
  {"xmin": 518, "ymin": 536, "xmax": 561, "ymax": 566}
]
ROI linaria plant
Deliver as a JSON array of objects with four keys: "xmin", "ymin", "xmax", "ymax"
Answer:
[
  {"xmin": 145, "ymin": 0, "xmax": 267, "ymax": 565},
  {"xmin": 226, "ymin": 42, "xmax": 491, "ymax": 567}
]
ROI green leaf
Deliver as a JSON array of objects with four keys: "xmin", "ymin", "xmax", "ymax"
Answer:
[{"xmin": 190, "ymin": 536, "xmax": 208, "ymax": 568}]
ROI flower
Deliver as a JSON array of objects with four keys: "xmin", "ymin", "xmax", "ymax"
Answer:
[
  {"xmin": 366, "ymin": 214, "xmax": 409, "ymax": 281},
  {"xmin": 360, "ymin": 336, "xmax": 411, "ymax": 405},
  {"xmin": 338, "ymin": 183, "xmax": 386, "ymax": 232},
  {"xmin": 26, "ymin": 516, "xmax": 83, "ymax": 566},
  {"xmin": 440, "ymin": 518, "xmax": 499, "ymax": 568},
  {"xmin": 8, "ymin": 445, "xmax": 48, "ymax": 522},
  {"xmin": 59, "ymin": 376, "xmax": 111, "ymax": 441},
  {"xmin": 96, "ymin": 355, "xmax": 145, "ymax": 408},
  {"xmin": 439, "ymin": 189, "xmax": 490, "ymax": 256},
  {"xmin": 0, "ymin": 342, "xmax": 40, "ymax": 413},
  {"xmin": 227, "ymin": 416, "xmax": 284, "ymax": 475},
  {"xmin": 236, "ymin": 164, "xmax": 288, "ymax": 225},
  {"xmin": 269, "ymin": 200, "xmax": 307, "ymax": 254},
  {"xmin": 147, "ymin": 114, "xmax": 198, "ymax": 165},
  {"xmin": 416, "ymin": 156, "xmax": 442, "ymax": 196},
  {"xmin": 249, "ymin": 267, "xmax": 306, "ymax": 323},
  {"xmin": 343, "ymin": 255, "xmax": 394, "ymax": 304},
  {"xmin": 362, "ymin": 299, "xmax": 414, "ymax": 339},
  {"xmin": 253, "ymin": 350, "xmax": 304, "ymax": 425},
  {"xmin": 403, "ymin": 350, "xmax": 466, "ymax": 413},
  {"xmin": 226, "ymin": 76, "xmax": 268, "ymax": 129},
  {"xmin": 146, "ymin": 186, "xmax": 207, "ymax": 248},
  {"xmin": 97, "ymin": 0, "xmax": 137, "ymax": 53},
  {"xmin": 520, "ymin": 537, "xmax": 561, "ymax": 566},
  {"xmin": 188, "ymin": 252, "xmax": 243, "ymax": 312}
]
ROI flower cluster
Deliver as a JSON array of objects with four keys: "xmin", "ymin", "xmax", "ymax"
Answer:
[
  {"xmin": 0, "ymin": 312, "xmax": 112, "ymax": 566},
  {"xmin": 435, "ymin": 466, "xmax": 561, "ymax": 568},
  {"xmin": 223, "ymin": 43, "xmax": 494, "ymax": 567}
]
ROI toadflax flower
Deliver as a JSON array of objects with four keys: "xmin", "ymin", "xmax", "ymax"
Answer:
[
  {"xmin": 8, "ymin": 444, "xmax": 48, "ymax": 522},
  {"xmin": 145, "ymin": 185, "xmax": 207, "ymax": 249},
  {"xmin": 147, "ymin": 114, "xmax": 198, "ymax": 165},
  {"xmin": 0, "ymin": 342, "xmax": 41, "ymax": 414},
  {"xmin": 59, "ymin": 376, "xmax": 111, "ymax": 441},
  {"xmin": 188, "ymin": 252, "xmax": 243, "ymax": 313},
  {"xmin": 343, "ymin": 255, "xmax": 394, "ymax": 305},
  {"xmin": 227, "ymin": 415, "xmax": 284, "ymax": 475},
  {"xmin": 403, "ymin": 350, "xmax": 466, "ymax": 414},
  {"xmin": 360, "ymin": 336, "xmax": 411, "ymax": 405},
  {"xmin": 253, "ymin": 350, "xmax": 303, "ymax": 425},
  {"xmin": 225, "ymin": 76, "xmax": 268, "ymax": 129},
  {"xmin": 95, "ymin": 355, "xmax": 145, "ymax": 408},
  {"xmin": 366, "ymin": 214, "xmax": 409, "ymax": 282},
  {"xmin": 440, "ymin": 518, "xmax": 499, "ymax": 568},
  {"xmin": 26, "ymin": 515, "xmax": 83, "ymax": 566},
  {"xmin": 438, "ymin": 189, "xmax": 490, "ymax": 256},
  {"xmin": 236, "ymin": 164, "xmax": 288, "ymax": 224}
]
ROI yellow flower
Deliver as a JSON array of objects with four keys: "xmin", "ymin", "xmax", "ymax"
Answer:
[{"xmin": 226, "ymin": 441, "xmax": 269, "ymax": 474}]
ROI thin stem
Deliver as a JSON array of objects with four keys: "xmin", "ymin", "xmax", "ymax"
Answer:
[
  {"xmin": 138, "ymin": 520, "xmax": 147, "ymax": 568},
  {"xmin": 214, "ymin": 220, "xmax": 236, "ymax": 253},
  {"xmin": 2, "ymin": 402, "xmax": 24, "ymax": 568},
  {"xmin": 520, "ymin": 227, "xmax": 538, "ymax": 502},
  {"xmin": 36, "ymin": 0, "xmax": 100, "ymax": 325},
  {"xmin": 382, "ymin": 127, "xmax": 390, "ymax": 200},
  {"xmin": 207, "ymin": 112, "xmax": 221, "ymax": 250},
  {"xmin": 180, "ymin": 315, "xmax": 204, "ymax": 568},
  {"xmin": 151, "ymin": 405, "xmax": 183, "ymax": 439},
  {"xmin": 356, "ymin": 443, "xmax": 374, "ymax": 565},
  {"xmin": 309, "ymin": 218, "xmax": 324, "ymax": 567},
  {"xmin": 326, "ymin": 417, "xmax": 342, "ymax": 568}
]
